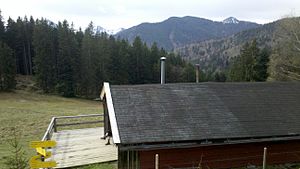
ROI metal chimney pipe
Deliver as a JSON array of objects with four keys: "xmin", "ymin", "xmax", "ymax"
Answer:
[
  {"xmin": 195, "ymin": 64, "xmax": 200, "ymax": 83},
  {"xmin": 160, "ymin": 57, "xmax": 166, "ymax": 84}
]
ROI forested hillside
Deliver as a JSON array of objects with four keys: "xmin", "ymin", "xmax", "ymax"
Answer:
[
  {"xmin": 175, "ymin": 17, "xmax": 300, "ymax": 81},
  {"xmin": 116, "ymin": 16, "xmax": 260, "ymax": 51},
  {"xmin": 175, "ymin": 21, "xmax": 275, "ymax": 71},
  {"xmin": 0, "ymin": 11, "xmax": 196, "ymax": 98}
]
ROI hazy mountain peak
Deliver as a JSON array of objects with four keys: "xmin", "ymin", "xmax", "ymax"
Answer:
[
  {"xmin": 94, "ymin": 26, "xmax": 125, "ymax": 35},
  {"xmin": 107, "ymin": 28, "xmax": 125, "ymax": 35},
  {"xmin": 94, "ymin": 26, "xmax": 106, "ymax": 34},
  {"xmin": 223, "ymin": 17, "xmax": 239, "ymax": 24}
]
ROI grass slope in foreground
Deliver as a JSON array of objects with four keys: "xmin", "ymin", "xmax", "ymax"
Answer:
[{"xmin": 0, "ymin": 90, "xmax": 114, "ymax": 168}]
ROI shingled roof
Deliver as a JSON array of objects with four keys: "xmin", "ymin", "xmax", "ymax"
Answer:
[{"xmin": 102, "ymin": 82, "xmax": 300, "ymax": 145}]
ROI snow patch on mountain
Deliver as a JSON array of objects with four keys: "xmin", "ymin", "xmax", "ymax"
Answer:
[
  {"xmin": 223, "ymin": 17, "xmax": 239, "ymax": 24},
  {"xmin": 94, "ymin": 26, "xmax": 125, "ymax": 35}
]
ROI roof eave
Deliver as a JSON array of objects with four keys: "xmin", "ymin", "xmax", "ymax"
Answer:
[{"xmin": 118, "ymin": 135, "xmax": 300, "ymax": 151}]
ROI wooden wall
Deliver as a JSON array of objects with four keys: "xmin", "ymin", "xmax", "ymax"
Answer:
[{"xmin": 138, "ymin": 140, "xmax": 300, "ymax": 169}]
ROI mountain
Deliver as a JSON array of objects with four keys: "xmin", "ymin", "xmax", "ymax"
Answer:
[
  {"xmin": 94, "ymin": 26, "xmax": 125, "ymax": 35},
  {"xmin": 223, "ymin": 17, "xmax": 240, "ymax": 24},
  {"xmin": 108, "ymin": 28, "xmax": 125, "ymax": 35},
  {"xmin": 115, "ymin": 16, "xmax": 260, "ymax": 50},
  {"xmin": 94, "ymin": 26, "xmax": 106, "ymax": 34},
  {"xmin": 174, "ymin": 20, "xmax": 277, "ymax": 72}
]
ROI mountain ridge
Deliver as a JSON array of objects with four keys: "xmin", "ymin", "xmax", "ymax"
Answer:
[
  {"xmin": 115, "ymin": 16, "xmax": 261, "ymax": 50},
  {"xmin": 174, "ymin": 20, "xmax": 277, "ymax": 72}
]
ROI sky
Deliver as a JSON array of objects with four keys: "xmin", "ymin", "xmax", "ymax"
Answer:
[{"xmin": 0, "ymin": 0, "xmax": 300, "ymax": 31}]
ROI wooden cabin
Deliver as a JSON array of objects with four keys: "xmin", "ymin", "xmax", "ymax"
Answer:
[{"xmin": 100, "ymin": 82, "xmax": 300, "ymax": 169}]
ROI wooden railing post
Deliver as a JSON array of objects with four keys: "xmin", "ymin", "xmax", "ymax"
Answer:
[
  {"xmin": 54, "ymin": 118, "xmax": 57, "ymax": 132},
  {"xmin": 263, "ymin": 147, "xmax": 267, "ymax": 169},
  {"xmin": 155, "ymin": 154, "xmax": 159, "ymax": 169},
  {"xmin": 46, "ymin": 133, "xmax": 50, "ymax": 140}
]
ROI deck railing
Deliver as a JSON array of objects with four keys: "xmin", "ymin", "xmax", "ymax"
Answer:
[{"xmin": 42, "ymin": 114, "xmax": 104, "ymax": 141}]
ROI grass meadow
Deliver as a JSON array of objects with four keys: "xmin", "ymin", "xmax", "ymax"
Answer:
[{"xmin": 0, "ymin": 90, "xmax": 115, "ymax": 169}]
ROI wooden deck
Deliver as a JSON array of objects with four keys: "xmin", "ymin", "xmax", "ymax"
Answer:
[{"xmin": 49, "ymin": 127, "xmax": 118, "ymax": 168}]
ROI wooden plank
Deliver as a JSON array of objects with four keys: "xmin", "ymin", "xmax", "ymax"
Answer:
[
  {"xmin": 55, "ymin": 114, "xmax": 103, "ymax": 119},
  {"xmin": 56, "ymin": 120, "xmax": 104, "ymax": 127},
  {"xmin": 50, "ymin": 127, "xmax": 117, "ymax": 168}
]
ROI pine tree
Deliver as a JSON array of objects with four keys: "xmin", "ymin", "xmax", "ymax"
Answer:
[
  {"xmin": 5, "ymin": 18, "xmax": 19, "ymax": 72},
  {"xmin": 0, "ymin": 10, "xmax": 4, "ymax": 41},
  {"xmin": 167, "ymin": 53, "xmax": 184, "ymax": 82},
  {"xmin": 214, "ymin": 71, "xmax": 227, "ymax": 82},
  {"xmin": 4, "ymin": 128, "xmax": 28, "ymax": 169},
  {"xmin": 228, "ymin": 40, "xmax": 261, "ymax": 81},
  {"xmin": 228, "ymin": 56, "xmax": 243, "ymax": 81},
  {"xmin": 24, "ymin": 16, "xmax": 35, "ymax": 75},
  {"xmin": 79, "ymin": 22, "xmax": 96, "ymax": 97},
  {"xmin": 245, "ymin": 40, "xmax": 258, "ymax": 81},
  {"xmin": 16, "ymin": 17, "xmax": 29, "ymax": 75},
  {"xmin": 96, "ymin": 33, "xmax": 111, "ymax": 84},
  {"xmin": 181, "ymin": 63, "xmax": 195, "ymax": 82},
  {"xmin": 33, "ymin": 19, "xmax": 58, "ymax": 92},
  {"xmin": 0, "ymin": 42, "xmax": 16, "ymax": 91},
  {"xmin": 74, "ymin": 27, "xmax": 84, "ymax": 93},
  {"xmin": 56, "ymin": 20, "xmax": 78, "ymax": 97},
  {"xmin": 107, "ymin": 36, "xmax": 125, "ymax": 84},
  {"xmin": 253, "ymin": 48, "xmax": 270, "ymax": 81},
  {"xmin": 149, "ymin": 43, "xmax": 160, "ymax": 83},
  {"xmin": 131, "ymin": 36, "xmax": 144, "ymax": 84},
  {"xmin": 0, "ymin": 11, "xmax": 14, "ymax": 88},
  {"xmin": 116, "ymin": 39, "xmax": 130, "ymax": 84}
]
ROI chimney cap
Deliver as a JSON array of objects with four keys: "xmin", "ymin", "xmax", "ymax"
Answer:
[{"xmin": 160, "ymin": 57, "xmax": 166, "ymax": 61}]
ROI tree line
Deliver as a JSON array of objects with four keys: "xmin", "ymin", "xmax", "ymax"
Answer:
[
  {"xmin": 1, "ymin": 11, "xmax": 298, "ymax": 97},
  {"xmin": 0, "ymin": 11, "xmax": 195, "ymax": 97}
]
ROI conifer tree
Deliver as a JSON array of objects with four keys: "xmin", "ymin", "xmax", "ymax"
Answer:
[
  {"xmin": 116, "ymin": 39, "xmax": 130, "ymax": 84},
  {"xmin": 150, "ymin": 43, "xmax": 160, "ymax": 82},
  {"xmin": 0, "ymin": 11, "xmax": 201, "ymax": 96},
  {"xmin": 0, "ymin": 42, "xmax": 16, "ymax": 90},
  {"xmin": 33, "ymin": 19, "xmax": 58, "ymax": 92},
  {"xmin": 79, "ymin": 22, "xmax": 96, "ymax": 97},
  {"xmin": 131, "ymin": 36, "xmax": 144, "ymax": 84},
  {"xmin": 0, "ymin": 12, "xmax": 16, "ymax": 90},
  {"xmin": 253, "ymin": 48, "xmax": 270, "ymax": 81},
  {"xmin": 56, "ymin": 20, "xmax": 78, "ymax": 97},
  {"xmin": 0, "ymin": 10, "xmax": 4, "ymax": 41},
  {"xmin": 228, "ymin": 40, "xmax": 263, "ymax": 81}
]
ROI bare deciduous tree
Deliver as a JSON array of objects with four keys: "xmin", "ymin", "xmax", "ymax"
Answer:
[{"xmin": 268, "ymin": 17, "xmax": 300, "ymax": 81}]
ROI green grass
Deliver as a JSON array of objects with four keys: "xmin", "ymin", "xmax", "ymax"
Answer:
[
  {"xmin": 0, "ymin": 90, "xmax": 115, "ymax": 169},
  {"xmin": 69, "ymin": 162, "xmax": 117, "ymax": 169}
]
